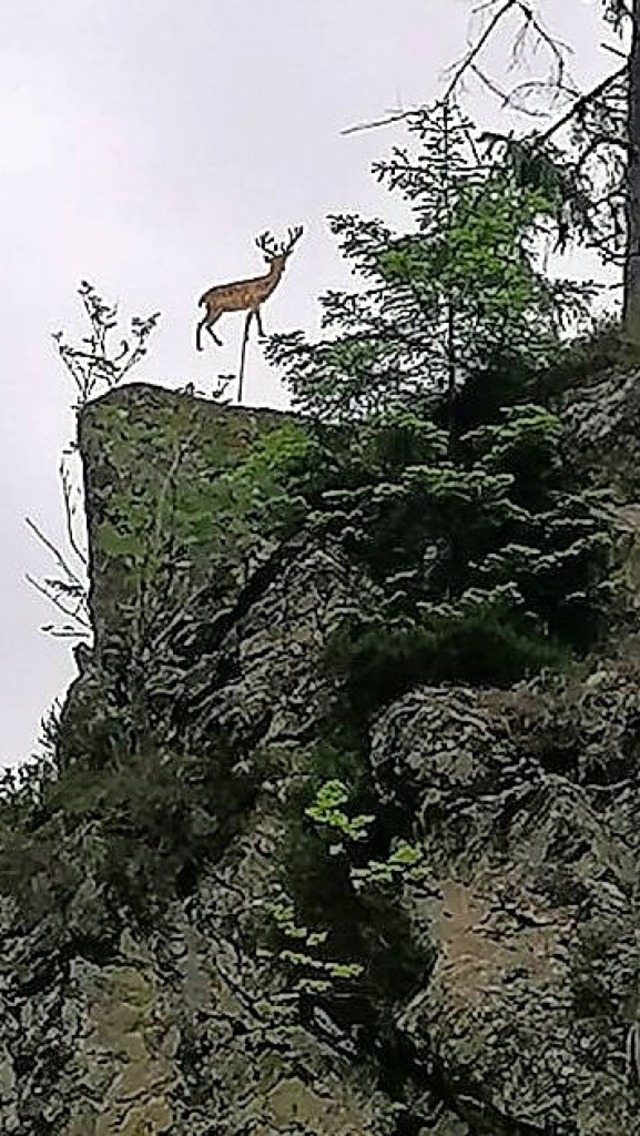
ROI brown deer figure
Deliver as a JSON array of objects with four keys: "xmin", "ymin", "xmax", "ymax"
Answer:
[{"xmin": 195, "ymin": 225, "xmax": 303, "ymax": 401}]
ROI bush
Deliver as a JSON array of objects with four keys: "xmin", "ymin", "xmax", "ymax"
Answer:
[
  {"xmin": 0, "ymin": 734, "xmax": 257, "ymax": 941},
  {"xmin": 326, "ymin": 607, "xmax": 574, "ymax": 720},
  {"xmin": 274, "ymin": 741, "xmax": 432, "ymax": 1016}
]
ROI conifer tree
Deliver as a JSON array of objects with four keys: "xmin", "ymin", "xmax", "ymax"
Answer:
[
  {"xmin": 344, "ymin": 1, "xmax": 640, "ymax": 350},
  {"xmin": 268, "ymin": 104, "xmax": 597, "ymax": 424},
  {"xmin": 266, "ymin": 105, "xmax": 617, "ymax": 700}
]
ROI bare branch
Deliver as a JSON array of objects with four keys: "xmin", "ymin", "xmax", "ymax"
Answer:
[
  {"xmin": 25, "ymin": 516, "xmax": 82, "ymax": 587},
  {"xmin": 507, "ymin": 0, "xmax": 572, "ymax": 83},
  {"xmin": 341, "ymin": 105, "xmax": 419, "ymax": 137},
  {"xmin": 442, "ymin": 0, "xmax": 521, "ymax": 103},
  {"xmin": 59, "ymin": 456, "xmax": 88, "ymax": 567},
  {"xmin": 601, "ymin": 41, "xmax": 628, "ymax": 60},
  {"xmin": 506, "ymin": 76, "xmax": 581, "ymax": 113},
  {"xmin": 536, "ymin": 64, "xmax": 628, "ymax": 145},
  {"xmin": 25, "ymin": 573, "xmax": 91, "ymax": 631},
  {"xmin": 341, "ymin": 0, "xmax": 574, "ymax": 137},
  {"xmin": 470, "ymin": 63, "xmax": 550, "ymax": 117}
]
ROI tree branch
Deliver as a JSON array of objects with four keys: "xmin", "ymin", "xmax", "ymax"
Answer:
[
  {"xmin": 25, "ymin": 516, "xmax": 83, "ymax": 587},
  {"xmin": 341, "ymin": 0, "xmax": 573, "ymax": 136},
  {"xmin": 535, "ymin": 64, "xmax": 628, "ymax": 145},
  {"xmin": 442, "ymin": 0, "xmax": 522, "ymax": 104},
  {"xmin": 341, "ymin": 0, "xmax": 521, "ymax": 135}
]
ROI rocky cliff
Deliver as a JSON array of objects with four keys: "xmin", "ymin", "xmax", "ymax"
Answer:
[{"xmin": 2, "ymin": 373, "xmax": 640, "ymax": 1135}]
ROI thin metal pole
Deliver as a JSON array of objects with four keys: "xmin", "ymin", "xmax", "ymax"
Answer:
[{"xmin": 237, "ymin": 310, "xmax": 254, "ymax": 403}]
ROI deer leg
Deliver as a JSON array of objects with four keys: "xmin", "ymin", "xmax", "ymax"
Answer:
[
  {"xmin": 205, "ymin": 314, "xmax": 224, "ymax": 347},
  {"xmin": 196, "ymin": 311, "xmax": 223, "ymax": 350},
  {"xmin": 255, "ymin": 307, "xmax": 266, "ymax": 339}
]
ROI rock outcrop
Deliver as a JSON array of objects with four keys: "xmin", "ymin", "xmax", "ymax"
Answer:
[{"xmin": 2, "ymin": 375, "xmax": 640, "ymax": 1134}]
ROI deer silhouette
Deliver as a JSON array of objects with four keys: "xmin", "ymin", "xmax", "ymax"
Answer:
[{"xmin": 195, "ymin": 226, "xmax": 304, "ymax": 401}]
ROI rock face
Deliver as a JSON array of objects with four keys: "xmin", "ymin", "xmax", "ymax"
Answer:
[
  {"xmin": 2, "ymin": 378, "xmax": 640, "ymax": 1134},
  {"xmin": 561, "ymin": 364, "xmax": 640, "ymax": 498},
  {"xmin": 372, "ymin": 677, "xmax": 640, "ymax": 1133}
]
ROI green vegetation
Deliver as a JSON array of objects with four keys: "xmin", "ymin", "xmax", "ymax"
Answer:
[
  {"xmin": 259, "ymin": 747, "xmax": 433, "ymax": 1027},
  {"xmin": 266, "ymin": 103, "xmax": 598, "ymax": 420},
  {"xmin": 260, "ymin": 112, "xmax": 618, "ymax": 710},
  {"xmin": 0, "ymin": 728, "xmax": 256, "ymax": 951}
]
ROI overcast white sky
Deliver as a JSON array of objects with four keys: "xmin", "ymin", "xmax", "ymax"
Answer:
[{"xmin": 0, "ymin": 0, "xmax": 619, "ymax": 766}]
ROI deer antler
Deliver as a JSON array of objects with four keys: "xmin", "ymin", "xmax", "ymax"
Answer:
[
  {"xmin": 255, "ymin": 231, "xmax": 281, "ymax": 260},
  {"xmin": 255, "ymin": 226, "xmax": 304, "ymax": 261},
  {"xmin": 284, "ymin": 225, "xmax": 304, "ymax": 254}
]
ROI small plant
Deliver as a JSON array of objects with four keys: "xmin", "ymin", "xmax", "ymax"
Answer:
[
  {"xmin": 305, "ymin": 779, "xmax": 425, "ymax": 895},
  {"xmin": 304, "ymin": 779, "xmax": 375, "ymax": 849},
  {"xmin": 263, "ymin": 895, "xmax": 364, "ymax": 1001},
  {"xmin": 26, "ymin": 283, "xmax": 161, "ymax": 644},
  {"xmin": 262, "ymin": 778, "xmax": 427, "ymax": 1021},
  {"xmin": 52, "ymin": 280, "xmax": 160, "ymax": 410}
]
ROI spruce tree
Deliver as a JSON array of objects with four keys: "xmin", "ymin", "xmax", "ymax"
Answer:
[
  {"xmin": 266, "ymin": 104, "xmax": 618, "ymax": 704},
  {"xmin": 267, "ymin": 103, "xmax": 597, "ymax": 423}
]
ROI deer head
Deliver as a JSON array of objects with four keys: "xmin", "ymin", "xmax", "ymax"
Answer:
[{"xmin": 255, "ymin": 225, "xmax": 304, "ymax": 270}]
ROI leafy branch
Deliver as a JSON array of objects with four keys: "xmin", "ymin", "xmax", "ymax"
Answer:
[
  {"xmin": 261, "ymin": 779, "xmax": 427, "ymax": 1017},
  {"xmin": 52, "ymin": 280, "xmax": 160, "ymax": 410},
  {"xmin": 26, "ymin": 283, "xmax": 161, "ymax": 643}
]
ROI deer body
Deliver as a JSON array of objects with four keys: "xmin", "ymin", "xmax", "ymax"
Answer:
[
  {"xmin": 199, "ymin": 261, "xmax": 283, "ymax": 313},
  {"xmin": 195, "ymin": 227, "xmax": 303, "ymax": 352}
]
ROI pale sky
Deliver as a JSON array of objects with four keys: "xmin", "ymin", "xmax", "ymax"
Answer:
[{"xmin": 0, "ymin": 0, "xmax": 617, "ymax": 766}]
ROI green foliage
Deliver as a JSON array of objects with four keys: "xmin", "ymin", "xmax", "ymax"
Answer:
[
  {"xmin": 262, "ymin": 730, "xmax": 433, "ymax": 1028},
  {"xmin": 11, "ymin": 95, "xmax": 622, "ymax": 1010},
  {"xmin": 262, "ymin": 775, "xmax": 429, "ymax": 1018},
  {"xmin": 265, "ymin": 103, "xmax": 597, "ymax": 422},
  {"xmin": 350, "ymin": 840, "xmax": 423, "ymax": 892},
  {"xmin": 83, "ymin": 402, "xmax": 311, "ymax": 755},
  {"xmin": 304, "ymin": 779, "xmax": 375, "ymax": 844},
  {"xmin": 92, "ymin": 405, "xmax": 309, "ymax": 584},
  {"xmin": 274, "ymin": 402, "xmax": 615, "ymax": 686},
  {"xmin": 258, "ymin": 104, "xmax": 619, "ymax": 714},
  {"xmin": 326, "ymin": 610, "xmax": 574, "ymax": 720},
  {"xmin": 0, "ymin": 730, "xmax": 255, "ymax": 943},
  {"xmin": 305, "ymin": 778, "xmax": 425, "ymax": 896},
  {"xmin": 263, "ymin": 896, "xmax": 364, "ymax": 1000},
  {"xmin": 247, "ymin": 108, "xmax": 621, "ymax": 1030}
]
